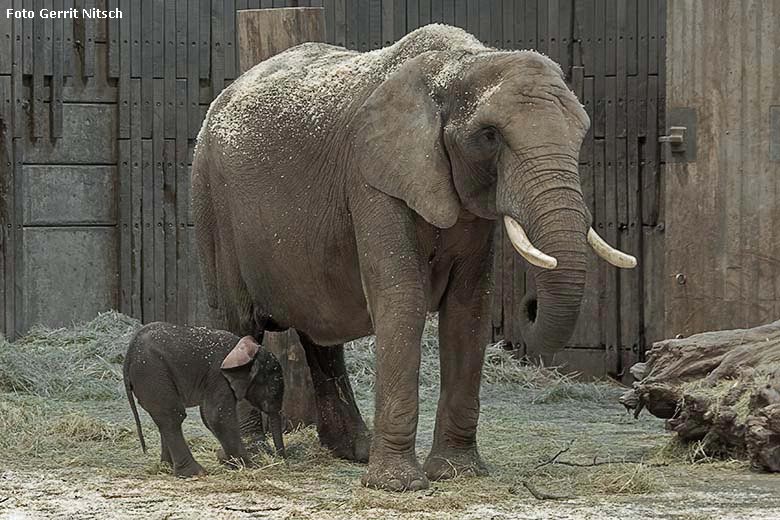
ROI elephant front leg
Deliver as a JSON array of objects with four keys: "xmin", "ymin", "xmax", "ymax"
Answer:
[
  {"xmin": 360, "ymin": 296, "xmax": 429, "ymax": 492},
  {"xmin": 423, "ymin": 258, "xmax": 491, "ymax": 481}
]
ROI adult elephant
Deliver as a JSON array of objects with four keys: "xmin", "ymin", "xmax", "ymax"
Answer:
[{"xmin": 192, "ymin": 24, "xmax": 635, "ymax": 491}]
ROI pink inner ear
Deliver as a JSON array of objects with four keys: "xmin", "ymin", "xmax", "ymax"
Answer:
[{"xmin": 221, "ymin": 336, "xmax": 260, "ymax": 369}]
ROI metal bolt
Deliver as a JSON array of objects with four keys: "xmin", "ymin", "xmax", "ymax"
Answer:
[{"xmin": 675, "ymin": 273, "xmax": 686, "ymax": 285}]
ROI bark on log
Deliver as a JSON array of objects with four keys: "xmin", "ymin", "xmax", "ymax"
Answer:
[
  {"xmin": 237, "ymin": 7, "xmax": 325, "ymax": 431},
  {"xmin": 620, "ymin": 320, "xmax": 780, "ymax": 471}
]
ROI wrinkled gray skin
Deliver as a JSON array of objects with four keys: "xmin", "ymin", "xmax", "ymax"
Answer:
[
  {"xmin": 123, "ymin": 322, "xmax": 285, "ymax": 477},
  {"xmin": 193, "ymin": 25, "xmax": 590, "ymax": 491}
]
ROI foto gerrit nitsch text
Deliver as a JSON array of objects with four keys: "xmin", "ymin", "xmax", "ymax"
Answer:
[{"xmin": 5, "ymin": 8, "xmax": 122, "ymax": 19}]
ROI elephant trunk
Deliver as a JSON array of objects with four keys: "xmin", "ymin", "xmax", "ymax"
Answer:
[{"xmin": 499, "ymin": 155, "xmax": 589, "ymax": 353}]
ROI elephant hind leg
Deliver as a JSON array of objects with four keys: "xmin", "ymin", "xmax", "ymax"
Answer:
[{"xmin": 299, "ymin": 334, "xmax": 371, "ymax": 463}]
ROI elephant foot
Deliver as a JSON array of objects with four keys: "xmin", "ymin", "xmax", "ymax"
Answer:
[
  {"xmin": 423, "ymin": 446, "xmax": 489, "ymax": 481},
  {"xmin": 173, "ymin": 459, "xmax": 207, "ymax": 478},
  {"xmin": 361, "ymin": 453, "xmax": 429, "ymax": 492},
  {"xmin": 320, "ymin": 426, "xmax": 371, "ymax": 463}
]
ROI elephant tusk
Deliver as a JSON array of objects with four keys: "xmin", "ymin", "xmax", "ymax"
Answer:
[
  {"xmin": 588, "ymin": 227, "xmax": 637, "ymax": 268},
  {"xmin": 503, "ymin": 216, "xmax": 558, "ymax": 269}
]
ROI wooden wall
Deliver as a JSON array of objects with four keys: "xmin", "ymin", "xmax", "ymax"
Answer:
[
  {"xmin": 0, "ymin": 1, "xmax": 667, "ymax": 380},
  {"xmin": 664, "ymin": 0, "xmax": 780, "ymax": 338}
]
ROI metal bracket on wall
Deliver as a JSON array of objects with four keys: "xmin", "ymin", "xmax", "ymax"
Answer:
[{"xmin": 660, "ymin": 107, "xmax": 697, "ymax": 163}]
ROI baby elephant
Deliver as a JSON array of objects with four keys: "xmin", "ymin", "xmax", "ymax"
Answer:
[{"xmin": 123, "ymin": 322, "xmax": 285, "ymax": 477}]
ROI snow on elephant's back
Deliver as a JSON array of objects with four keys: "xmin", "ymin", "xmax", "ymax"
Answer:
[{"xmin": 199, "ymin": 24, "xmax": 491, "ymax": 153}]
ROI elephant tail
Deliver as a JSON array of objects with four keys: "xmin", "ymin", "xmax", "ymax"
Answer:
[{"xmin": 123, "ymin": 363, "xmax": 147, "ymax": 454}]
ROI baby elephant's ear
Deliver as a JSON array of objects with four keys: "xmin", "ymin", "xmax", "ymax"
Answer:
[{"xmin": 221, "ymin": 336, "xmax": 260, "ymax": 370}]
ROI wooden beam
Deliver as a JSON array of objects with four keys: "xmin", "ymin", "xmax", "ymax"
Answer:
[{"xmin": 236, "ymin": 7, "xmax": 325, "ymax": 429}]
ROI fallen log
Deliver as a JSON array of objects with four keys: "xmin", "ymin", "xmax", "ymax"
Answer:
[{"xmin": 620, "ymin": 320, "xmax": 780, "ymax": 471}]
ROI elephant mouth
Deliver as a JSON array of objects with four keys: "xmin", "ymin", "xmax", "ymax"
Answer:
[{"xmin": 523, "ymin": 295, "xmax": 538, "ymax": 324}]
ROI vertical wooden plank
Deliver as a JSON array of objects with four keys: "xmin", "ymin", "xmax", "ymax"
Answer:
[
  {"xmin": 524, "ymin": 0, "xmax": 537, "ymax": 50},
  {"xmin": 489, "ymin": 0, "xmax": 501, "ymax": 49},
  {"xmin": 647, "ymin": 0, "xmax": 658, "ymax": 75},
  {"xmin": 83, "ymin": 0, "xmax": 95, "ymax": 77},
  {"xmin": 393, "ymin": 0, "xmax": 405, "ymax": 41},
  {"xmin": 225, "ymin": 0, "xmax": 237, "ymax": 80},
  {"xmin": 50, "ymin": 0, "xmax": 64, "ymax": 139},
  {"xmin": 130, "ymin": 0, "xmax": 141, "ymax": 77},
  {"xmin": 626, "ymin": 0, "xmax": 637, "ymax": 76},
  {"xmin": 12, "ymin": 0, "xmax": 24, "ymax": 140},
  {"xmin": 164, "ymin": 139, "xmax": 177, "ymax": 321},
  {"xmin": 22, "ymin": 0, "xmax": 32, "ymax": 76},
  {"xmin": 107, "ymin": 0, "xmax": 120, "ymax": 78},
  {"xmin": 502, "ymin": 0, "xmax": 514, "ymax": 50},
  {"xmin": 545, "ymin": 0, "xmax": 558, "ymax": 61},
  {"xmin": 153, "ymin": 78, "xmax": 165, "ymax": 321},
  {"xmin": 119, "ymin": 139, "xmax": 132, "ymax": 314},
  {"xmin": 0, "ymin": 76, "xmax": 13, "ymax": 336},
  {"xmin": 346, "ymin": 0, "xmax": 357, "ymax": 47},
  {"xmin": 605, "ymin": 0, "xmax": 616, "ymax": 76},
  {"xmin": 324, "ymin": 0, "xmax": 336, "ymax": 44},
  {"xmin": 536, "ymin": 0, "xmax": 547, "ymax": 54},
  {"xmin": 431, "ymin": 0, "xmax": 443, "ymax": 23},
  {"xmin": 357, "ymin": 0, "xmax": 370, "ymax": 50},
  {"xmin": 335, "ymin": 0, "xmax": 346, "ymax": 46},
  {"xmin": 130, "ymin": 78, "xmax": 143, "ymax": 317},
  {"xmin": 513, "ymin": 0, "xmax": 524, "ymax": 49},
  {"xmin": 369, "ymin": 0, "xmax": 381, "ymax": 49},
  {"xmin": 175, "ymin": 79, "xmax": 189, "ymax": 323},
  {"xmin": 11, "ymin": 139, "xmax": 23, "ymax": 335},
  {"xmin": 419, "ymin": 0, "xmax": 430, "ymax": 26},
  {"xmin": 454, "ymin": 0, "xmax": 466, "ymax": 30},
  {"xmin": 0, "ymin": 0, "xmax": 12, "ymax": 74},
  {"xmin": 622, "ymin": 74, "xmax": 641, "ymax": 373},
  {"xmin": 558, "ymin": 0, "xmax": 572, "ymax": 74},
  {"xmin": 41, "ymin": 0, "xmax": 52, "ymax": 77},
  {"xmin": 32, "ymin": 0, "xmax": 45, "ymax": 139},
  {"xmin": 165, "ymin": 0, "xmax": 177, "ymax": 136},
  {"xmin": 200, "ymin": 0, "xmax": 211, "ymax": 79},
  {"xmin": 142, "ymin": 139, "xmax": 155, "ymax": 321},
  {"xmin": 176, "ymin": 0, "xmax": 188, "ymax": 78},
  {"xmin": 407, "ymin": 0, "xmax": 419, "ymax": 32},
  {"xmin": 478, "ymin": 0, "xmax": 489, "ymax": 44},
  {"xmin": 62, "ymin": 0, "xmax": 74, "ymax": 77},
  {"xmin": 153, "ymin": 0, "xmax": 165, "ymax": 79},
  {"xmin": 118, "ymin": 0, "xmax": 131, "ymax": 139},
  {"xmin": 604, "ymin": 75, "xmax": 619, "ymax": 376},
  {"xmin": 381, "ymin": 0, "xmax": 394, "ymax": 45},
  {"xmin": 575, "ymin": 0, "xmax": 592, "ymax": 69},
  {"xmin": 642, "ymin": 74, "xmax": 659, "ymax": 225},
  {"xmin": 188, "ymin": 0, "xmax": 201, "ymax": 139},
  {"xmin": 443, "ymin": 0, "xmax": 454, "ymax": 26},
  {"xmin": 212, "ymin": 0, "xmax": 225, "ymax": 97},
  {"xmin": 466, "ymin": 0, "xmax": 478, "ymax": 37}
]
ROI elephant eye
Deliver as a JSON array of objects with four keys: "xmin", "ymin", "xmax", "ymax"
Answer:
[{"xmin": 480, "ymin": 127, "xmax": 498, "ymax": 143}]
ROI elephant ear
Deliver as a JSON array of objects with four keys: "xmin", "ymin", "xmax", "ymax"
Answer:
[
  {"xmin": 351, "ymin": 53, "xmax": 460, "ymax": 229},
  {"xmin": 221, "ymin": 336, "xmax": 260, "ymax": 400}
]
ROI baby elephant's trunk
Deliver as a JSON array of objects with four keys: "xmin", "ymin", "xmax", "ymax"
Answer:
[{"xmin": 269, "ymin": 412, "xmax": 286, "ymax": 457}]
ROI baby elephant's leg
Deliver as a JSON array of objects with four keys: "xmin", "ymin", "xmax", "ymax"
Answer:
[
  {"xmin": 150, "ymin": 408, "xmax": 206, "ymax": 477},
  {"xmin": 160, "ymin": 433, "xmax": 172, "ymax": 464},
  {"xmin": 201, "ymin": 398, "xmax": 252, "ymax": 469}
]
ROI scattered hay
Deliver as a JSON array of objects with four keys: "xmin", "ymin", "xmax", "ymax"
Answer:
[
  {"xmin": 2, "ymin": 311, "xmax": 747, "ymax": 518},
  {"xmin": 0, "ymin": 311, "xmax": 140, "ymax": 400}
]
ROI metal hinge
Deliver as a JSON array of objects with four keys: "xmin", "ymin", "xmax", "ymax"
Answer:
[{"xmin": 662, "ymin": 108, "xmax": 698, "ymax": 163}]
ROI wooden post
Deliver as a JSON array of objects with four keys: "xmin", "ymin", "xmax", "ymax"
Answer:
[
  {"xmin": 237, "ymin": 7, "xmax": 326, "ymax": 72},
  {"xmin": 237, "ymin": 7, "xmax": 324, "ymax": 431}
]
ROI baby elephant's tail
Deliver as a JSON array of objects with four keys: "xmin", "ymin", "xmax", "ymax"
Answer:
[{"xmin": 123, "ymin": 364, "xmax": 147, "ymax": 453}]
